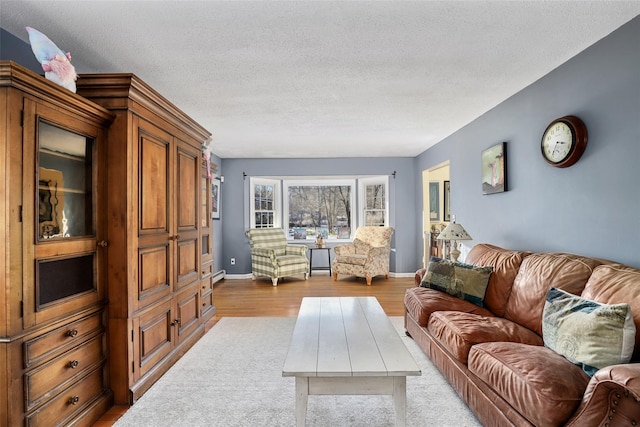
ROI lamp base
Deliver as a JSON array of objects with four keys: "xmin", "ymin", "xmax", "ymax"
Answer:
[{"xmin": 450, "ymin": 241, "xmax": 461, "ymax": 263}]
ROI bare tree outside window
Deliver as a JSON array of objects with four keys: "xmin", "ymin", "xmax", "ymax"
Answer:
[
  {"xmin": 364, "ymin": 183, "xmax": 385, "ymax": 226},
  {"xmin": 288, "ymin": 185, "xmax": 351, "ymax": 239},
  {"xmin": 254, "ymin": 184, "xmax": 275, "ymax": 228}
]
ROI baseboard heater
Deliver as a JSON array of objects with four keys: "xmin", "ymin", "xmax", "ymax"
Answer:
[{"xmin": 213, "ymin": 270, "xmax": 226, "ymax": 284}]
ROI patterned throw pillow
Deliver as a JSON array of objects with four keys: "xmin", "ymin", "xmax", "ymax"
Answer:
[
  {"xmin": 420, "ymin": 257, "xmax": 493, "ymax": 307},
  {"xmin": 542, "ymin": 287, "xmax": 636, "ymax": 376},
  {"xmin": 353, "ymin": 238, "xmax": 372, "ymax": 255}
]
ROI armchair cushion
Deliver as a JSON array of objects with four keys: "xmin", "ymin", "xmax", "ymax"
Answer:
[{"xmin": 353, "ymin": 238, "xmax": 372, "ymax": 255}]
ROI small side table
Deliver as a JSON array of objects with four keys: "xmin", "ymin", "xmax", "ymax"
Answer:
[{"xmin": 309, "ymin": 247, "xmax": 331, "ymax": 276}]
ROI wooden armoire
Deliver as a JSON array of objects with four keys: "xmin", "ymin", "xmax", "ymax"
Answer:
[
  {"xmin": 0, "ymin": 61, "xmax": 114, "ymax": 426},
  {"xmin": 0, "ymin": 60, "xmax": 215, "ymax": 425},
  {"xmin": 76, "ymin": 74, "xmax": 216, "ymax": 404}
]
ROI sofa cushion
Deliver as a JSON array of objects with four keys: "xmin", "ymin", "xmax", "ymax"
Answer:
[
  {"xmin": 404, "ymin": 287, "xmax": 493, "ymax": 327},
  {"xmin": 503, "ymin": 252, "xmax": 602, "ymax": 336},
  {"xmin": 469, "ymin": 342, "xmax": 590, "ymax": 427},
  {"xmin": 542, "ymin": 287, "xmax": 635, "ymax": 376},
  {"xmin": 428, "ymin": 311, "xmax": 543, "ymax": 363},
  {"xmin": 420, "ymin": 257, "xmax": 493, "ymax": 307},
  {"xmin": 581, "ymin": 264, "xmax": 640, "ymax": 362},
  {"xmin": 465, "ymin": 243, "xmax": 531, "ymax": 317}
]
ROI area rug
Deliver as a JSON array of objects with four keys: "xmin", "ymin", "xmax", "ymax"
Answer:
[{"xmin": 113, "ymin": 317, "xmax": 480, "ymax": 427}]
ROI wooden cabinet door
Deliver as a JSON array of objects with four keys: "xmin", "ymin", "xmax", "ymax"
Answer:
[
  {"xmin": 134, "ymin": 116, "xmax": 172, "ymax": 310},
  {"xmin": 132, "ymin": 300, "xmax": 174, "ymax": 383},
  {"xmin": 21, "ymin": 98, "xmax": 107, "ymax": 329},
  {"xmin": 174, "ymin": 139, "xmax": 200, "ymax": 291}
]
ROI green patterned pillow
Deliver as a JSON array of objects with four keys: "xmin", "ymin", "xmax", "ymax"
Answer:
[
  {"xmin": 542, "ymin": 288, "xmax": 636, "ymax": 376},
  {"xmin": 420, "ymin": 257, "xmax": 493, "ymax": 307}
]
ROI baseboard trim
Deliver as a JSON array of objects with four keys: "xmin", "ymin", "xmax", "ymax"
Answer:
[{"xmin": 224, "ymin": 272, "xmax": 414, "ymax": 279}]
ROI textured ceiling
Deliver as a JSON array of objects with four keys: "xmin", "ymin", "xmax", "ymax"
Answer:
[{"xmin": 2, "ymin": 1, "xmax": 639, "ymax": 158}]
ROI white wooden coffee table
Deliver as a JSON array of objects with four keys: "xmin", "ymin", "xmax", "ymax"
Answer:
[{"xmin": 283, "ymin": 296, "xmax": 421, "ymax": 426}]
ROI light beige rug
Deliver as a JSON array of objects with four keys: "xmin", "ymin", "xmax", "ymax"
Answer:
[{"xmin": 114, "ymin": 316, "xmax": 480, "ymax": 427}]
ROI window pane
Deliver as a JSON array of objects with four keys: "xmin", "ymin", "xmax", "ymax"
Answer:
[
  {"xmin": 288, "ymin": 185, "xmax": 351, "ymax": 239},
  {"xmin": 366, "ymin": 184, "xmax": 384, "ymax": 209},
  {"xmin": 38, "ymin": 121, "xmax": 94, "ymax": 240},
  {"xmin": 365, "ymin": 211, "xmax": 385, "ymax": 226}
]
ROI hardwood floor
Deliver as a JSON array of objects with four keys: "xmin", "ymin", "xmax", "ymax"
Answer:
[{"xmin": 92, "ymin": 273, "xmax": 415, "ymax": 426}]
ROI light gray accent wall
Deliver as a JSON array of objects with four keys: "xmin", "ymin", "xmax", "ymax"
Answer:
[
  {"xmin": 1, "ymin": 28, "xmax": 42, "ymax": 71},
  {"xmin": 219, "ymin": 157, "xmax": 417, "ymax": 274},
  {"xmin": 416, "ymin": 16, "xmax": 640, "ymax": 268}
]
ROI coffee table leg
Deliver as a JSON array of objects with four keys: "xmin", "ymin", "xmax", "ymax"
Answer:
[
  {"xmin": 295, "ymin": 376, "xmax": 309, "ymax": 427},
  {"xmin": 393, "ymin": 376, "xmax": 407, "ymax": 427}
]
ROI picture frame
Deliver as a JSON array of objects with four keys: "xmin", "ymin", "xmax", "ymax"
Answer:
[
  {"xmin": 212, "ymin": 177, "xmax": 221, "ymax": 220},
  {"xmin": 481, "ymin": 142, "xmax": 508, "ymax": 195},
  {"xmin": 443, "ymin": 180, "xmax": 450, "ymax": 221},
  {"xmin": 429, "ymin": 181, "xmax": 440, "ymax": 221}
]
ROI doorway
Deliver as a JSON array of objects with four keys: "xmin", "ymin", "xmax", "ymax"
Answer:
[{"xmin": 422, "ymin": 161, "xmax": 450, "ymax": 267}]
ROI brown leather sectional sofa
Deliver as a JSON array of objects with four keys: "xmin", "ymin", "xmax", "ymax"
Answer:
[{"xmin": 405, "ymin": 243, "xmax": 640, "ymax": 426}]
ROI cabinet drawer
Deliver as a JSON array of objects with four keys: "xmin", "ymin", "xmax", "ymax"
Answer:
[
  {"xmin": 201, "ymin": 261, "xmax": 213, "ymax": 279},
  {"xmin": 24, "ymin": 312, "xmax": 103, "ymax": 368},
  {"xmin": 200, "ymin": 275, "xmax": 213, "ymax": 294},
  {"xmin": 25, "ymin": 365, "xmax": 105, "ymax": 427},
  {"xmin": 201, "ymin": 289, "xmax": 213, "ymax": 314},
  {"xmin": 25, "ymin": 334, "xmax": 105, "ymax": 410}
]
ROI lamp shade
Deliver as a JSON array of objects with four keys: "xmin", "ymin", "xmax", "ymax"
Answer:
[{"xmin": 437, "ymin": 222, "xmax": 472, "ymax": 241}]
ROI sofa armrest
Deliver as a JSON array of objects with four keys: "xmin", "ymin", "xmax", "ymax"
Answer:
[
  {"xmin": 566, "ymin": 364, "xmax": 640, "ymax": 426},
  {"xmin": 415, "ymin": 268, "xmax": 426, "ymax": 286},
  {"xmin": 285, "ymin": 244, "xmax": 307, "ymax": 256}
]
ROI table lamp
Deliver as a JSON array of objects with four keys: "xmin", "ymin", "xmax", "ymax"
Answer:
[{"xmin": 437, "ymin": 217, "xmax": 472, "ymax": 262}]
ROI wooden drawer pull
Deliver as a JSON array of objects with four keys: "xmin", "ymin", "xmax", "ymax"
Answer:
[
  {"xmin": 67, "ymin": 360, "xmax": 79, "ymax": 369},
  {"xmin": 66, "ymin": 329, "xmax": 78, "ymax": 338},
  {"xmin": 68, "ymin": 395, "xmax": 80, "ymax": 405}
]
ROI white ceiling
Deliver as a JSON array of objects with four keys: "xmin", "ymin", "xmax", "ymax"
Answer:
[{"xmin": 2, "ymin": 1, "xmax": 639, "ymax": 159}]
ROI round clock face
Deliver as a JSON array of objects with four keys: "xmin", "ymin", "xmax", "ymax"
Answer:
[
  {"xmin": 542, "ymin": 121, "xmax": 574, "ymax": 163},
  {"xmin": 540, "ymin": 116, "xmax": 587, "ymax": 168}
]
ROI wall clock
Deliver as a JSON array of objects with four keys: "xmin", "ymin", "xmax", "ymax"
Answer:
[{"xmin": 540, "ymin": 115, "xmax": 588, "ymax": 168}]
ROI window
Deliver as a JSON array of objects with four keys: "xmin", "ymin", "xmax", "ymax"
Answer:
[
  {"xmin": 359, "ymin": 176, "xmax": 389, "ymax": 227},
  {"xmin": 250, "ymin": 178, "xmax": 280, "ymax": 228},
  {"xmin": 249, "ymin": 176, "xmax": 388, "ymax": 239},
  {"xmin": 284, "ymin": 179, "xmax": 355, "ymax": 240}
]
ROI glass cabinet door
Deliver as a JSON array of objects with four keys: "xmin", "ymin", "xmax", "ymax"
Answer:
[
  {"xmin": 23, "ymin": 99, "xmax": 106, "ymax": 328},
  {"xmin": 38, "ymin": 121, "xmax": 94, "ymax": 240}
]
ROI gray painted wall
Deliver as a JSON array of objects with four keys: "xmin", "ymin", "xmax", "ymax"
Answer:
[
  {"xmin": 4, "ymin": 16, "xmax": 639, "ymax": 275},
  {"xmin": 415, "ymin": 16, "xmax": 640, "ymax": 268},
  {"xmin": 220, "ymin": 158, "xmax": 417, "ymax": 274},
  {"xmin": 1, "ymin": 28, "xmax": 42, "ymax": 71}
]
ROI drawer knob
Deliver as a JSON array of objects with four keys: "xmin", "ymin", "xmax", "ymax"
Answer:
[
  {"xmin": 97, "ymin": 240, "xmax": 109, "ymax": 247},
  {"xmin": 67, "ymin": 360, "xmax": 79, "ymax": 369},
  {"xmin": 68, "ymin": 395, "xmax": 80, "ymax": 405},
  {"xmin": 66, "ymin": 329, "xmax": 78, "ymax": 338}
]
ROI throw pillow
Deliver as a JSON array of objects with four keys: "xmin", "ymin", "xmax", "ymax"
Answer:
[
  {"xmin": 420, "ymin": 257, "xmax": 493, "ymax": 307},
  {"xmin": 542, "ymin": 287, "xmax": 636, "ymax": 376},
  {"xmin": 353, "ymin": 238, "xmax": 372, "ymax": 255}
]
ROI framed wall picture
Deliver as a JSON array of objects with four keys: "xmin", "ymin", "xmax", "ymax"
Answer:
[
  {"xmin": 212, "ymin": 177, "xmax": 221, "ymax": 220},
  {"xmin": 429, "ymin": 181, "xmax": 440, "ymax": 221},
  {"xmin": 481, "ymin": 142, "xmax": 508, "ymax": 195},
  {"xmin": 443, "ymin": 180, "xmax": 450, "ymax": 221}
]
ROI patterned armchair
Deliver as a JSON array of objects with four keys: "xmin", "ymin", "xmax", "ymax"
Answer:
[
  {"xmin": 246, "ymin": 228, "xmax": 309, "ymax": 286},
  {"xmin": 332, "ymin": 226, "xmax": 394, "ymax": 286}
]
